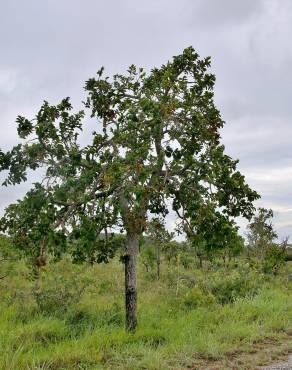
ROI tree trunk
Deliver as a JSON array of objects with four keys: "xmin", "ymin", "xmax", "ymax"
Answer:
[
  {"xmin": 198, "ymin": 254, "xmax": 203, "ymax": 268},
  {"xmin": 223, "ymin": 254, "xmax": 226, "ymax": 266},
  {"xmin": 156, "ymin": 244, "xmax": 161, "ymax": 279},
  {"xmin": 125, "ymin": 233, "xmax": 139, "ymax": 332}
]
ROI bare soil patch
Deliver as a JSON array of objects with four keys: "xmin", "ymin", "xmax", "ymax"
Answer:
[{"xmin": 188, "ymin": 333, "xmax": 292, "ymax": 369}]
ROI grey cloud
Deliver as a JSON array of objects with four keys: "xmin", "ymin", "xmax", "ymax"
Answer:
[
  {"xmin": 192, "ymin": 0, "xmax": 264, "ymax": 27},
  {"xmin": 0, "ymin": 0, "xmax": 291, "ymax": 239}
]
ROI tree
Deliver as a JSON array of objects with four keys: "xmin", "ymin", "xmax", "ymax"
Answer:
[
  {"xmin": 0, "ymin": 47, "xmax": 259, "ymax": 331},
  {"xmin": 187, "ymin": 209, "xmax": 244, "ymax": 266},
  {"xmin": 0, "ymin": 234, "xmax": 18, "ymax": 280},
  {"xmin": 246, "ymin": 208, "xmax": 277, "ymax": 259},
  {"xmin": 143, "ymin": 218, "xmax": 173, "ymax": 279},
  {"xmin": 162, "ymin": 239, "xmax": 184, "ymax": 264},
  {"xmin": 0, "ymin": 185, "xmax": 67, "ymax": 276}
]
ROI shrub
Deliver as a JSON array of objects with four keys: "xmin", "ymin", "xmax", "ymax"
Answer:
[
  {"xmin": 33, "ymin": 275, "xmax": 86, "ymax": 316},
  {"xmin": 261, "ymin": 244, "xmax": 286, "ymax": 275},
  {"xmin": 140, "ymin": 246, "xmax": 156, "ymax": 272},
  {"xmin": 182, "ymin": 286, "xmax": 215, "ymax": 310},
  {"xmin": 207, "ymin": 270, "xmax": 261, "ymax": 304},
  {"xmin": 179, "ymin": 253, "xmax": 195, "ymax": 269}
]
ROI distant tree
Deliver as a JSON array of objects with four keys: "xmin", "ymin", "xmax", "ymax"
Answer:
[
  {"xmin": 186, "ymin": 206, "xmax": 244, "ymax": 266},
  {"xmin": 0, "ymin": 47, "xmax": 259, "ymax": 331},
  {"xmin": 140, "ymin": 240, "xmax": 156, "ymax": 273},
  {"xmin": 0, "ymin": 234, "xmax": 14, "ymax": 259},
  {"xmin": 69, "ymin": 230, "xmax": 126, "ymax": 265},
  {"xmin": 162, "ymin": 240, "xmax": 184, "ymax": 264},
  {"xmin": 0, "ymin": 234, "xmax": 20, "ymax": 280},
  {"xmin": 144, "ymin": 218, "xmax": 173, "ymax": 279},
  {"xmin": 246, "ymin": 208, "xmax": 277, "ymax": 259},
  {"xmin": 261, "ymin": 243, "xmax": 286, "ymax": 275},
  {"xmin": 0, "ymin": 185, "xmax": 66, "ymax": 276}
]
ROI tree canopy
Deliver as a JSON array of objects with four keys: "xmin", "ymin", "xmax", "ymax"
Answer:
[
  {"xmin": 246, "ymin": 207, "xmax": 277, "ymax": 259},
  {"xmin": 0, "ymin": 47, "xmax": 259, "ymax": 330}
]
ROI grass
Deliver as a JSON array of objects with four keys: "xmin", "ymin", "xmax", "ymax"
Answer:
[{"xmin": 0, "ymin": 257, "xmax": 292, "ymax": 369}]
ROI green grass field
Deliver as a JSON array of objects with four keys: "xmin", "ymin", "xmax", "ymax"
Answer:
[{"xmin": 1, "ymin": 257, "xmax": 292, "ymax": 369}]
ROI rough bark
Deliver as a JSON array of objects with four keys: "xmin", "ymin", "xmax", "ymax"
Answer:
[{"xmin": 125, "ymin": 233, "xmax": 139, "ymax": 332}]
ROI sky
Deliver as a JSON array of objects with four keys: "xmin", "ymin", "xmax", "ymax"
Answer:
[{"xmin": 0, "ymin": 0, "xmax": 291, "ymax": 240}]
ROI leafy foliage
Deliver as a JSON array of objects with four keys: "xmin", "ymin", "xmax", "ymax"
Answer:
[
  {"xmin": 261, "ymin": 244, "xmax": 286, "ymax": 275},
  {"xmin": 0, "ymin": 47, "xmax": 259, "ymax": 329},
  {"xmin": 1, "ymin": 47, "xmax": 259, "ymax": 250},
  {"xmin": 246, "ymin": 208, "xmax": 278, "ymax": 259},
  {"xmin": 207, "ymin": 270, "xmax": 261, "ymax": 304},
  {"xmin": 182, "ymin": 286, "xmax": 215, "ymax": 309}
]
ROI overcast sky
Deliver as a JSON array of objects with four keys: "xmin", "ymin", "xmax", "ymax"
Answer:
[{"xmin": 0, "ymin": 0, "xmax": 291, "ymax": 240}]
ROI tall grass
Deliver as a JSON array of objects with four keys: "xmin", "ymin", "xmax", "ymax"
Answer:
[{"xmin": 0, "ymin": 257, "xmax": 291, "ymax": 369}]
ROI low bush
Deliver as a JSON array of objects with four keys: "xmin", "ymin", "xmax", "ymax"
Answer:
[
  {"xmin": 261, "ymin": 244, "xmax": 286, "ymax": 275},
  {"xmin": 179, "ymin": 253, "xmax": 195, "ymax": 269},
  {"xmin": 205, "ymin": 269, "xmax": 262, "ymax": 304},
  {"xmin": 182, "ymin": 286, "xmax": 215, "ymax": 310},
  {"xmin": 33, "ymin": 275, "xmax": 86, "ymax": 316},
  {"xmin": 140, "ymin": 246, "xmax": 156, "ymax": 273}
]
